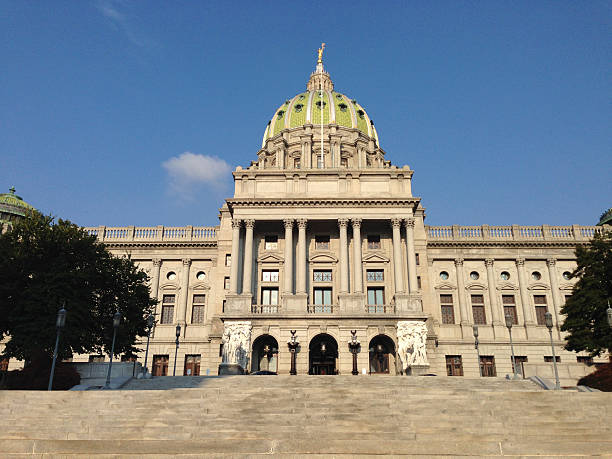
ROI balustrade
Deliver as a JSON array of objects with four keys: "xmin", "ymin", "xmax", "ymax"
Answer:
[
  {"xmin": 366, "ymin": 304, "xmax": 395, "ymax": 314},
  {"xmin": 251, "ymin": 305, "xmax": 280, "ymax": 314},
  {"xmin": 426, "ymin": 224, "xmax": 601, "ymax": 242},
  {"xmin": 307, "ymin": 304, "xmax": 336, "ymax": 313},
  {"xmin": 84, "ymin": 225, "xmax": 218, "ymax": 242}
]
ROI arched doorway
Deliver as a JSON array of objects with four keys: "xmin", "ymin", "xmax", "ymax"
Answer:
[
  {"xmin": 309, "ymin": 333, "xmax": 338, "ymax": 375},
  {"xmin": 369, "ymin": 335, "xmax": 396, "ymax": 374},
  {"xmin": 251, "ymin": 334, "xmax": 279, "ymax": 373}
]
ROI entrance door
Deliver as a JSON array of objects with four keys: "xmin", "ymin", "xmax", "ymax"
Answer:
[
  {"xmin": 184, "ymin": 354, "xmax": 201, "ymax": 376},
  {"xmin": 152, "ymin": 355, "xmax": 169, "ymax": 376},
  {"xmin": 309, "ymin": 334, "xmax": 338, "ymax": 375}
]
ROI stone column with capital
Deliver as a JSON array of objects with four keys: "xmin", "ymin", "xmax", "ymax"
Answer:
[
  {"xmin": 283, "ymin": 219, "xmax": 294, "ymax": 294},
  {"xmin": 338, "ymin": 218, "xmax": 349, "ymax": 293},
  {"xmin": 391, "ymin": 218, "xmax": 405, "ymax": 294},
  {"xmin": 352, "ymin": 218, "xmax": 363, "ymax": 293},
  {"xmin": 242, "ymin": 219, "xmax": 255, "ymax": 296},
  {"xmin": 546, "ymin": 258, "xmax": 562, "ymax": 335},
  {"xmin": 229, "ymin": 219, "xmax": 242, "ymax": 294},
  {"xmin": 404, "ymin": 218, "xmax": 419, "ymax": 293},
  {"xmin": 454, "ymin": 258, "xmax": 468, "ymax": 324},
  {"xmin": 177, "ymin": 258, "xmax": 191, "ymax": 328},
  {"xmin": 516, "ymin": 258, "xmax": 536, "ymax": 326},
  {"xmin": 485, "ymin": 258, "xmax": 502, "ymax": 326},
  {"xmin": 297, "ymin": 219, "xmax": 308, "ymax": 294},
  {"xmin": 151, "ymin": 258, "xmax": 162, "ymax": 301}
]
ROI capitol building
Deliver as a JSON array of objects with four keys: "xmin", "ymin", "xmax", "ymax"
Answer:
[{"xmin": 2, "ymin": 56, "xmax": 609, "ymax": 379}]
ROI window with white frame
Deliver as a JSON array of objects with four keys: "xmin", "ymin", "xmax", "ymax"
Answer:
[
  {"xmin": 262, "ymin": 270, "xmax": 279, "ymax": 282},
  {"xmin": 261, "ymin": 287, "xmax": 279, "ymax": 305}
]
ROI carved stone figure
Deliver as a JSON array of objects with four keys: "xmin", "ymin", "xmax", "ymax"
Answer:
[
  {"xmin": 221, "ymin": 321, "xmax": 252, "ymax": 371},
  {"xmin": 396, "ymin": 321, "xmax": 428, "ymax": 372}
]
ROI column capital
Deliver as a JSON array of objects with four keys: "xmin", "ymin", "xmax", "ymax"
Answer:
[
  {"xmin": 297, "ymin": 218, "xmax": 308, "ymax": 229},
  {"xmin": 390, "ymin": 217, "xmax": 402, "ymax": 228},
  {"xmin": 231, "ymin": 219, "xmax": 242, "ymax": 229},
  {"xmin": 404, "ymin": 217, "xmax": 416, "ymax": 229},
  {"xmin": 351, "ymin": 218, "xmax": 362, "ymax": 228},
  {"xmin": 515, "ymin": 257, "xmax": 525, "ymax": 267},
  {"xmin": 182, "ymin": 258, "xmax": 192, "ymax": 267},
  {"xmin": 454, "ymin": 258, "xmax": 464, "ymax": 266},
  {"xmin": 485, "ymin": 258, "xmax": 495, "ymax": 267},
  {"xmin": 283, "ymin": 218, "xmax": 294, "ymax": 229},
  {"xmin": 546, "ymin": 258, "xmax": 557, "ymax": 267},
  {"xmin": 244, "ymin": 219, "xmax": 255, "ymax": 229},
  {"xmin": 152, "ymin": 258, "xmax": 162, "ymax": 267},
  {"xmin": 338, "ymin": 218, "xmax": 349, "ymax": 228}
]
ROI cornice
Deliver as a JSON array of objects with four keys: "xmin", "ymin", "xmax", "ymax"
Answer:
[
  {"xmin": 426, "ymin": 240, "xmax": 585, "ymax": 249},
  {"xmin": 227, "ymin": 197, "xmax": 421, "ymax": 208}
]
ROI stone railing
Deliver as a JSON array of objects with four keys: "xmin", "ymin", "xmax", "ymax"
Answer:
[
  {"xmin": 366, "ymin": 305, "xmax": 395, "ymax": 314},
  {"xmin": 307, "ymin": 304, "xmax": 336, "ymax": 313},
  {"xmin": 85, "ymin": 225, "xmax": 218, "ymax": 243},
  {"xmin": 251, "ymin": 305, "xmax": 280, "ymax": 314},
  {"xmin": 426, "ymin": 224, "xmax": 605, "ymax": 242}
]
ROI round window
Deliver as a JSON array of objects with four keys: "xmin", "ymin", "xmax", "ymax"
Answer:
[
  {"xmin": 563, "ymin": 271, "xmax": 571, "ymax": 280},
  {"xmin": 166, "ymin": 271, "xmax": 176, "ymax": 281},
  {"xmin": 196, "ymin": 271, "xmax": 206, "ymax": 281},
  {"xmin": 500, "ymin": 271, "xmax": 510, "ymax": 281},
  {"xmin": 439, "ymin": 271, "xmax": 449, "ymax": 280},
  {"xmin": 470, "ymin": 271, "xmax": 479, "ymax": 280},
  {"xmin": 532, "ymin": 271, "xmax": 541, "ymax": 281}
]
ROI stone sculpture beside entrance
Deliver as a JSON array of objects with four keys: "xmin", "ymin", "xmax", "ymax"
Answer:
[
  {"xmin": 219, "ymin": 321, "xmax": 252, "ymax": 375},
  {"xmin": 397, "ymin": 320, "xmax": 430, "ymax": 375}
]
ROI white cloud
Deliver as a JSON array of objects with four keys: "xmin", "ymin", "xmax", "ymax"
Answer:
[
  {"xmin": 96, "ymin": 0, "xmax": 154, "ymax": 48},
  {"xmin": 162, "ymin": 152, "xmax": 232, "ymax": 199}
]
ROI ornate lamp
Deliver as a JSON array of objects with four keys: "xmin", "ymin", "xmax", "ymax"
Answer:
[
  {"xmin": 287, "ymin": 330, "xmax": 299, "ymax": 375},
  {"xmin": 505, "ymin": 313, "xmax": 519, "ymax": 380},
  {"xmin": 173, "ymin": 324, "xmax": 181, "ymax": 376},
  {"xmin": 348, "ymin": 330, "xmax": 360, "ymax": 375},
  {"xmin": 48, "ymin": 304, "xmax": 67, "ymax": 391},
  {"xmin": 142, "ymin": 314, "xmax": 155, "ymax": 378},
  {"xmin": 544, "ymin": 311, "xmax": 560, "ymax": 390},
  {"xmin": 473, "ymin": 324, "xmax": 482, "ymax": 377}
]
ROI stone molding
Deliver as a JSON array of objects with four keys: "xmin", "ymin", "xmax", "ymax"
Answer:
[
  {"xmin": 338, "ymin": 218, "xmax": 349, "ymax": 228},
  {"xmin": 244, "ymin": 219, "xmax": 255, "ymax": 229},
  {"xmin": 351, "ymin": 218, "xmax": 362, "ymax": 228},
  {"xmin": 231, "ymin": 219, "xmax": 242, "ymax": 229},
  {"xmin": 182, "ymin": 258, "xmax": 192, "ymax": 267},
  {"xmin": 515, "ymin": 257, "xmax": 525, "ymax": 267},
  {"xmin": 152, "ymin": 258, "xmax": 162, "ymax": 267},
  {"xmin": 283, "ymin": 218, "xmax": 294, "ymax": 229},
  {"xmin": 390, "ymin": 217, "xmax": 402, "ymax": 228},
  {"xmin": 454, "ymin": 258, "xmax": 464, "ymax": 266},
  {"xmin": 546, "ymin": 258, "xmax": 557, "ymax": 267},
  {"xmin": 485, "ymin": 258, "xmax": 494, "ymax": 267},
  {"xmin": 404, "ymin": 217, "xmax": 415, "ymax": 228},
  {"xmin": 297, "ymin": 218, "xmax": 308, "ymax": 229}
]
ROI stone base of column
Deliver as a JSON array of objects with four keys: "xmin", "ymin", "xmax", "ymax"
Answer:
[
  {"xmin": 338, "ymin": 293, "xmax": 365, "ymax": 314},
  {"xmin": 284, "ymin": 294, "xmax": 308, "ymax": 314},
  {"xmin": 224, "ymin": 294, "xmax": 253, "ymax": 314},
  {"xmin": 394, "ymin": 293, "xmax": 423, "ymax": 313}
]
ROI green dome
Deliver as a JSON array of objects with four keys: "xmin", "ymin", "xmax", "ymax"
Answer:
[
  {"xmin": 597, "ymin": 208, "xmax": 612, "ymax": 226},
  {"xmin": 0, "ymin": 187, "xmax": 35, "ymax": 224},
  {"xmin": 262, "ymin": 66, "xmax": 379, "ymax": 148}
]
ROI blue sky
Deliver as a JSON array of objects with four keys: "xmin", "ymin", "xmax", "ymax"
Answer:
[{"xmin": 1, "ymin": 1, "xmax": 610, "ymax": 227}]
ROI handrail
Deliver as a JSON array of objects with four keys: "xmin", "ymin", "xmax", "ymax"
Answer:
[
  {"xmin": 84, "ymin": 225, "xmax": 218, "ymax": 242},
  {"xmin": 425, "ymin": 224, "xmax": 604, "ymax": 242}
]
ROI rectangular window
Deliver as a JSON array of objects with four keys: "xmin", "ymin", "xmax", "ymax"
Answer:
[
  {"xmin": 89, "ymin": 355, "xmax": 104, "ymax": 363},
  {"xmin": 162, "ymin": 294, "xmax": 175, "ymax": 304},
  {"xmin": 366, "ymin": 269, "xmax": 384, "ymax": 282},
  {"xmin": 544, "ymin": 356, "xmax": 560, "ymax": 363},
  {"xmin": 367, "ymin": 235, "xmax": 381, "ymax": 250},
  {"xmin": 161, "ymin": 294, "xmax": 175, "ymax": 324},
  {"xmin": 340, "ymin": 158, "xmax": 348, "ymax": 167},
  {"xmin": 313, "ymin": 287, "xmax": 333, "ymax": 305},
  {"xmin": 313, "ymin": 270, "xmax": 332, "ymax": 282},
  {"xmin": 577, "ymin": 356, "xmax": 593, "ymax": 366},
  {"xmin": 264, "ymin": 235, "xmax": 278, "ymax": 250},
  {"xmin": 191, "ymin": 293, "xmax": 205, "ymax": 324},
  {"xmin": 513, "ymin": 356, "xmax": 528, "ymax": 376},
  {"xmin": 367, "ymin": 287, "xmax": 384, "ymax": 305},
  {"xmin": 440, "ymin": 294, "xmax": 455, "ymax": 324},
  {"xmin": 222, "ymin": 300, "xmax": 226, "ymax": 312},
  {"xmin": 417, "ymin": 276, "xmax": 422, "ymax": 289},
  {"xmin": 225, "ymin": 254, "xmax": 231, "ymax": 267},
  {"xmin": 502, "ymin": 295, "xmax": 518, "ymax": 325},
  {"xmin": 294, "ymin": 159, "xmax": 300, "ymax": 169},
  {"xmin": 471, "ymin": 294, "xmax": 486, "ymax": 325},
  {"xmin": 261, "ymin": 287, "xmax": 279, "ymax": 305},
  {"xmin": 415, "ymin": 253, "xmax": 420, "ymax": 265},
  {"xmin": 184, "ymin": 354, "xmax": 201, "ymax": 376},
  {"xmin": 224, "ymin": 277, "xmax": 230, "ymax": 290},
  {"xmin": 480, "ymin": 356, "xmax": 496, "ymax": 377},
  {"xmin": 0, "ymin": 357, "xmax": 8, "ymax": 372},
  {"xmin": 152, "ymin": 355, "xmax": 169, "ymax": 376},
  {"xmin": 262, "ymin": 270, "xmax": 279, "ymax": 282},
  {"xmin": 446, "ymin": 355, "xmax": 463, "ymax": 376},
  {"xmin": 534, "ymin": 295, "xmax": 548, "ymax": 325},
  {"xmin": 315, "ymin": 235, "xmax": 330, "ymax": 250}
]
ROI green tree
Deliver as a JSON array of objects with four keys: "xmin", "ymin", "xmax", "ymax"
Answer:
[
  {"xmin": 561, "ymin": 230, "xmax": 612, "ymax": 357},
  {"xmin": 0, "ymin": 212, "xmax": 156, "ymax": 362}
]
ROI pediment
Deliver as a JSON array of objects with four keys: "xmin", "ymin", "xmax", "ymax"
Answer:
[
  {"xmin": 190, "ymin": 282, "xmax": 210, "ymax": 291},
  {"xmin": 496, "ymin": 282, "xmax": 519, "ymax": 291},
  {"xmin": 527, "ymin": 282, "xmax": 550, "ymax": 291},
  {"xmin": 465, "ymin": 281, "xmax": 487, "ymax": 291},
  {"xmin": 257, "ymin": 253, "xmax": 284, "ymax": 264},
  {"xmin": 159, "ymin": 282, "xmax": 178, "ymax": 291},
  {"xmin": 559, "ymin": 282, "xmax": 574, "ymax": 291},
  {"xmin": 362, "ymin": 252, "xmax": 390, "ymax": 263},
  {"xmin": 435, "ymin": 281, "xmax": 456, "ymax": 291},
  {"xmin": 309, "ymin": 253, "xmax": 338, "ymax": 263}
]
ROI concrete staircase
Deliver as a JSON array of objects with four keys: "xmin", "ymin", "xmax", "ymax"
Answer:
[{"xmin": 1, "ymin": 375, "xmax": 611, "ymax": 456}]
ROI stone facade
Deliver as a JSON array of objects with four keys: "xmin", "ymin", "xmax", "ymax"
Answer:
[{"xmin": 1, "ymin": 62, "xmax": 609, "ymax": 377}]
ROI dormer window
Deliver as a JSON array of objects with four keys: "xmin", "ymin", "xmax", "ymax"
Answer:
[
  {"xmin": 338, "ymin": 103, "xmax": 347, "ymax": 112},
  {"xmin": 315, "ymin": 101, "xmax": 326, "ymax": 109},
  {"xmin": 357, "ymin": 109, "xmax": 365, "ymax": 119},
  {"xmin": 277, "ymin": 110, "xmax": 285, "ymax": 119},
  {"xmin": 294, "ymin": 104, "xmax": 303, "ymax": 112}
]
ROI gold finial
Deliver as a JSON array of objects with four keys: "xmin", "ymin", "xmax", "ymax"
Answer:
[{"xmin": 317, "ymin": 43, "xmax": 326, "ymax": 64}]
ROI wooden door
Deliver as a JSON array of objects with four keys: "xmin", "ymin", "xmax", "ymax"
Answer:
[
  {"xmin": 153, "ymin": 355, "xmax": 169, "ymax": 376},
  {"xmin": 184, "ymin": 355, "xmax": 201, "ymax": 376}
]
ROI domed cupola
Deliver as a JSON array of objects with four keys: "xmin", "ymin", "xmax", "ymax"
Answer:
[{"xmin": 0, "ymin": 187, "xmax": 36, "ymax": 230}]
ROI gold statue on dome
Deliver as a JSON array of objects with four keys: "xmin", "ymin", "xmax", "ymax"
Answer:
[{"xmin": 317, "ymin": 43, "xmax": 326, "ymax": 64}]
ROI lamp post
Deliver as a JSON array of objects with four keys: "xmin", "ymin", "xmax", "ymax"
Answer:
[
  {"xmin": 606, "ymin": 300, "xmax": 612, "ymax": 328},
  {"xmin": 544, "ymin": 311, "xmax": 560, "ymax": 390},
  {"xmin": 173, "ymin": 324, "xmax": 181, "ymax": 376},
  {"xmin": 473, "ymin": 324, "xmax": 482, "ymax": 377},
  {"xmin": 47, "ymin": 305, "xmax": 67, "ymax": 391},
  {"xmin": 348, "ymin": 330, "xmax": 360, "ymax": 375},
  {"xmin": 142, "ymin": 314, "xmax": 155, "ymax": 378},
  {"xmin": 287, "ymin": 330, "xmax": 299, "ymax": 375},
  {"xmin": 505, "ymin": 313, "xmax": 519, "ymax": 380},
  {"xmin": 104, "ymin": 310, "xmax": 121, "ymax": 390}
]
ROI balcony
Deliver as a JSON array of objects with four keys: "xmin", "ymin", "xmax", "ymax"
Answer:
[
  {"xmin": 366, "ymin": 304, "xmax": 395, "ymax": 314},
  {"xmin": 84, "ymin": 225, "xmax": 218, "ymax": 243},
  {"xmin": 426, "ymin": 224, "xmax": 603, "ymax": 243},
  {"xmin": 251, "ymin": 305, "xmax": 280, "ymax": 314},
  {"xmin": 307, "ymin": 304, "xmax": 336, "ymax": 314}
]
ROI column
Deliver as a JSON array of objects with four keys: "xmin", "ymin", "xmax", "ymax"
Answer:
[
  {"xmin": 283, "ymin": 219, "xmax": 294, "ymax": 294},
  {"xmin": 151, "ymin": 258, "xmax": 162, "ymax": 300},
  {"xmin": 352, "ymin": 218, "xmax": 363, "ymax": 293},
  {"xmin": 229, "ymin": 219, "xmax": 241, "ymax": 294},
  {"xmin": 454, "ymin": 258, "xmax": 469, "ymax": 323},
  {"xmin": 485, "ymin": 259, "xmax": 502, "ymax": 325},
  {"xmin": 242, "ymin": 219, "xmax": 255, "ymax": 295},
  {"xmin": 546, "ymin": 258, "xmax": 561, "ymax": 327},
  {"xmin": 297, "ymin": 219, "xmax": 307, "ymax": 294},
  {"xmin": 178, "ymin": 258, "xmax": 191, "ymax": 324},
  {"xmin": 516, "ymin": 258, "xmax": 535, "ymax": 324},
  {"xmin": 338, "ymin": 218, "xmax": 349, "ymax": 293},
  {"xmin": 391, "ymin": 218, "xmax": 404, "ymax": 294},
  {"xmin": 404, "ymin": 217, "xmax": 418, "ymax": 293}
]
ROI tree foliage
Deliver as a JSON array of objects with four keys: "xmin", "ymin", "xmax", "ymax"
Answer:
[
  {"xmin": 561, "ymin": 230, "xmax": 612, "ymax": 357},
  {"xmin": 0, "ymin": 212, "xmax": 157, "ymax": 362}
]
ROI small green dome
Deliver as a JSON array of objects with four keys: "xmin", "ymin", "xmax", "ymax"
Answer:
[
  {"xmin": 597, "ymin": 208, "xmax": 612, "ymax": 226},
  {"xmin": 0, "ymin": 187, "xmax": 35, "ymax": 225},
  {"xmin": 262, "ymin": 66, "xmax": 379, "ymax": 148}
]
